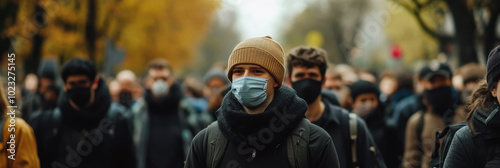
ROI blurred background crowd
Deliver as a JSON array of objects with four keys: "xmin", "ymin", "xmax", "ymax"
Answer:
[{"xmin": 1, "ymin": 0, "xmax": 500, "ymax": 168}]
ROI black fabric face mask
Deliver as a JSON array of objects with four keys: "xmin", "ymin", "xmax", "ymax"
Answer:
[
  {"xmin": 119, "ymin": 91, "xmax": 133, "ymax": 108},
  {"xmin": 292, "ymin": 78, "xmax": 322, "ymax": 104},
  {"xmin": 67, "ymin": 87, "xmax": 91, "ymax": 108},
  {"xmin": 40, "ymin": 95, "xmax": 57, "ymax": 110},
  {"xmin": 425, "ymin": 86, "xmax": 455, "ymax": 116}
]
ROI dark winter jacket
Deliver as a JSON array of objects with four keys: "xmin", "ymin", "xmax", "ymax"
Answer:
[
  {"xmin": 21, "ymin": 59, "xmax": 60, "ymax": 120},
  {"xmin": 30, "ymin": 78, "xmax": 136, "ymax": 168},
  {"xmin": 321, "ymin": 89, "xmax": 340, "ymax": 106},
  {"xmin": 131, "ymin": 83, "xmax": 199, "ymax": 168},
  {"xmin": 364, "ymin": 104, "xmax": 390, "ymax": 166},
  {"xmin": 313, "ymin": 100, "xmax": 387, "ymax": 168},
  {"xmin": 385, "ymin": 94, "xmax": 421, "ymax": 167},
  {"xmin": 184, "ymin": 86, "xmax": 340, "ymax": 168},
  {"xmin": 443, "ymin": 104, "xmax": 500, "ymax": 168}
]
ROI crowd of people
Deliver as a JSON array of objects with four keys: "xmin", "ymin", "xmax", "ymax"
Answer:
[{"xmin": 1, "ymin": 35, "xmax": 500, "ymax": 168}]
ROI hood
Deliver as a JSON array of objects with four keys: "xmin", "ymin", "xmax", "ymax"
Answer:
[{"xmin": 473, "ymin": 103, "xmax": 500, "ymax": 140}]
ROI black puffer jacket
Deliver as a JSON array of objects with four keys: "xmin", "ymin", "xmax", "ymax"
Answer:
[
  {"xmin": 30, "ymin": 78, "xmax": 136, "ymax": 168},
  {"xmin": 185, "ymin": 86, "xmax": 340, "ymax": 168},
  {"xmin": 444, "ymin": 104, "xmax": 500, "ymax": 167}
]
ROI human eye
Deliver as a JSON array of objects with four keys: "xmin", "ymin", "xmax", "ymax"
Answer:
[
  {"xmin": 253, "ymin": 69, "xmax": 264, "ymax": 74},
  {"xmin": 233, "ymin": 69, "xmax": 243, "ymax": 74}
]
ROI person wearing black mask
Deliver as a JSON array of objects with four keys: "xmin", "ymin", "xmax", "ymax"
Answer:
[
  {"xmin": 116, "ymin": 70, "xmax": 139, "ymax": 110},
  {"xmin": 131, "ymin": 59, "xmax": 201, "ymax": 168},
  {"xmin": 29, "ymin": 58, "xmax": 136, "ymax": 168},
  {"xmin": 287, "ymin": 46, "xmax": 386, "ymax": 168},
  {"xmin": 403, "ymin": 61, "xmax": 464, "ymax": 168}
]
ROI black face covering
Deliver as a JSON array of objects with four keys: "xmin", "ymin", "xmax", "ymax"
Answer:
[
  {"xmin": 425, "ymin": 86, "xmax": 455, "ymax": 116},
  {"xmin": 40, "ymin": 95, "xmax": 57, "ymax": 110},
  {"xmin": 292, "ymin": 78, "xmax": 322, "ymax": 104},
  {"xmin": 67, "ymin": 87, "xmax": 91, "ymax": 108},
  {"xmin": 119, "ymin": 91, "xmax": 133, "ymax": 108}
]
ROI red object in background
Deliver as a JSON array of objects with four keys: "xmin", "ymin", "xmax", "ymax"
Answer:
[{"xmin": 391, "ymin": 45, "xmax": 403, "ymax": 59}]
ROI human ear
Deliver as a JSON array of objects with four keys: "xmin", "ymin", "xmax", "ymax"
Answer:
[
  {"xmin": 491, "ymin": 87, "xmax": 497, "ymax": 97},
  {"xmin": 91, "ymin": 77, "xmax": 99, "ymax": 91}
]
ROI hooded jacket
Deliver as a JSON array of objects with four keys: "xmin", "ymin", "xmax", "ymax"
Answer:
[
  {"xmin": 21, "ymin": 59, "xmax": 60, "ymax": 120},
  {"xmin": 444, "ymin": 104, "xmax": 500, "ymax": 167},
  {"xmin": 30, "ymin": 78, "xmax": 136, "ymax": 168},
  {"xmin": 185, "ymin": 86, "xmax": 340, "ymax": 168}
]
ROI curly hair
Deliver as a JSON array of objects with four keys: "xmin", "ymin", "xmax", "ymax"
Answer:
[{"xmin": 286, "ymin": 46, "xmax": 328, "ymax": 79}]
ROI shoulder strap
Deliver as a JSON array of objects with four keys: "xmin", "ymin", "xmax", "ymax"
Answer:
[
  {"xmin": 206, "ymin": 121, "xmax": 228, "ymax": 168},
  {"xmin": 40, "ymin": 109, "xmax": 62, "ymax": 164},
  {"xmin": 430, "ymin": 122, "xmax": 467, "ymax": 168},
  {"xmin": 430, "ymin": 128, "xmax": 446, "ymax": 168},
  {"xmin": 287, "ymin": 119, "xmax": 310, "ymax": 168},
  {"xmin": 349, "ymin": 113, "xmax": 359, "ymax": 168},
  {"xmin": 416, "ymin": 111, "xmax": 425, "ymax": 144},
  {"xmin": 47, "ymin": 109, "xmax": 62, "ymax": 144},
  {"xmin": 178, "ymin": 101, "xmax": 194, "ymax": 159},
  {"xmin": 338, "ymin": 111, "xmax": 353, "ymax": 167}
]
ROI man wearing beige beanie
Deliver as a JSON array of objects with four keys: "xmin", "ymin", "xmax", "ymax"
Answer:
[{"xmin": 185, "ymin": 36, "xmax": 340, "ymax": 168}]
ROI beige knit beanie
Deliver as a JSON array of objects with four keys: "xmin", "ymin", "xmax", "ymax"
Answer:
[{"xmin": 227, "ymin": 36, "xmax": 285, "ymax": 88}]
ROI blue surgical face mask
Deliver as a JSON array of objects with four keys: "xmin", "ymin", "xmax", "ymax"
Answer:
[{"xmin": 231, "ymin": 76, "xmax": 270, "ymax": 108}]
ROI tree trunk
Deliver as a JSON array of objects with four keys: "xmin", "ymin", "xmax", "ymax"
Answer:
[
  {"xmin": 24, "ymin": 4, "xmax": 44, "ymax": 75},
  {"xmin": 445, "ymin": 0, "xmax": 478, "ymax": 65},
  {"xmin": 85, "ymin": 0, "xmax": 96, "ymax": 62},
  {"xmin": 0, "ymin": 1, "xmax": 19, "ymax": 57},
  {"xmin": 483, "ymin": 4, "xmax": 499, "ymax": 58}
]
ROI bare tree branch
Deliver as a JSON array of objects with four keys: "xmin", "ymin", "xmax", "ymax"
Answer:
[{"xmin": 390, "ymin": 0, "xmax": 440, "ymax": 38}]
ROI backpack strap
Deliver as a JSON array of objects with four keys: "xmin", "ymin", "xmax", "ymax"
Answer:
[
  {"xmin": 178, "ymin": 101, "xmax": 194, "ymax": 159},
  {"xmin": 47, "ymin": 109, "xmax": 62, "ymax": 148},
  {"xmin": 430, "ymin": 128, "xmax": 446, "ymax": 168},
  {"xmin": 416, "ymin": 111, "xmax": 424, "ymax": 143},
  {"xmin": 206, "ymin": 121, "xmax": 228, "ymax": 168},
  {"xmin": 287, "ymin": 118, "xmax": 310, "ymax": 168},
  {"xmin": 348, "ymin": 113, "xmax": 359, "ymax": 168},
  {"xmin": 430, "ymin": 122, "xmax": 467, "ymax": 168},
  {"xmin": 39, "ymin": 109, "xmax": 62, "ymax": 165}
]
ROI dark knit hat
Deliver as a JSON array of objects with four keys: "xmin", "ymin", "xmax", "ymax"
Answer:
[
  {"xmin": 349, "ymin": 80, "xmax": 380, "ymax": 101},
  {"xmin": 419, "ymin": 60, "xmax": 452, "ymax": 81},
  {"xmin": 486, "ymin": 45, "xmax": 500, "ymax": 89},
  {"xmin": 37, "ymin": 59, "xmax": 59, "ymax": 80},
  {"xmin": 227, "ymin": 36, "xmax": 285, "ymax": 88}
]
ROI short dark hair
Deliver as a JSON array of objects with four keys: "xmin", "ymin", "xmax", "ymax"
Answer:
[
  {"xmin": 144, "ymin": 59, "xmax": 172, "ymax": 78},
  {"xmin": 286, "ymin": 46, "xmax": 328, "ymax": 79},
  {"xmin": 396, "ymin": 71, "xmax": 414, "ymax": 91},
  {"xmin": 61, "ymin": 58, "xmax": 97, "ymax": 83}
]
